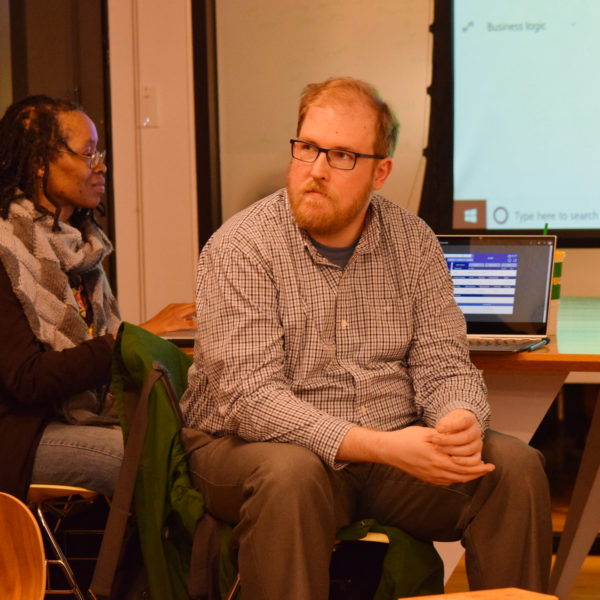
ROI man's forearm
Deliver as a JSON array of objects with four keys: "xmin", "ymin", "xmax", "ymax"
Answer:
[{"xmin": 336, "ymin": 425, "xmax": 392, "ymax": 464}]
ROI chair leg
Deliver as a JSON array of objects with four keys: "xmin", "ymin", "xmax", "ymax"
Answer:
[
  {"xmin": 224, "ymin": 572, "xmax": 241, "ymax": 600},
  {"xmin": 34, "ymin": 503, "xmax": 86, "ymax": 600}
]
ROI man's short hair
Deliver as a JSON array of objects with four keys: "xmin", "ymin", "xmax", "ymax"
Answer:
[{"xmin": 296, "ymin": 77, "xmax": 399, "ymax": 158}]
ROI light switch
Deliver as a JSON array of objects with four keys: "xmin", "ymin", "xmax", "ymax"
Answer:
[{"xmin": 139, "ymin": 84, "xmax": 159, "ymax": 128}]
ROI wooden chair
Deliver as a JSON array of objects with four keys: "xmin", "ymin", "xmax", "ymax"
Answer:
[
  {"xmin": 0, "ymin": 491, "xmax": 46, "ymax": 600},
  {"xmin": 27, "ymin": 484, "xmax": 101, "ymax": 600}
]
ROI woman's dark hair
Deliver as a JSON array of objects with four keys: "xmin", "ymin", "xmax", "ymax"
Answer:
[{"xmin": 0, "ymin": 95, "xmax": 97, "ymax": 228}]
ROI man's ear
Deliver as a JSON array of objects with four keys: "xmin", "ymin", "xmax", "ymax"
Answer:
[{"xmin": 372, "ymin": 158, "xmax": 392, "ymax": 191}]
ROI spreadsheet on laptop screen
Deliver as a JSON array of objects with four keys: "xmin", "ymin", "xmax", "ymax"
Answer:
[
  {"xmin": 437, "ymin": 235, "xmax": 555, "ymax": 336},
  {"xmin": 444, "ymin": 251, "xmax": 518, "ymax": 316}
]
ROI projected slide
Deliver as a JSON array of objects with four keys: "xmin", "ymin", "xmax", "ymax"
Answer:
[{"xmin": 453, "ymin": 0, "xmax": 600, "ymax": 231}]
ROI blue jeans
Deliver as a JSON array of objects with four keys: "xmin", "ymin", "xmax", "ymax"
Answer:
[{"xmin": 31, "ymin": 421, "xmax": 123, "ymax": 497}]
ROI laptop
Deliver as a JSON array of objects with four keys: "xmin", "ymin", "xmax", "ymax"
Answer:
[
  {"xmin": 437, "ymin": 235, "xmax": 556, "ymax": 352},
  {"xmin": 161, "ymin": 328, "xmax": 196, "ymax": 348}
]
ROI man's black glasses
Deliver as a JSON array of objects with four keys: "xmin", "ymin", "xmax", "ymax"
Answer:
[{"xmin": 290, "ymin": 139, "xmax": 386, "ymax": 170}]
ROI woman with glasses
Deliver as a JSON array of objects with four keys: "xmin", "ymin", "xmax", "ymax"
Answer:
[{"xmin": 0, "ymin": 95, "xmax": 194, "ymax": 500}]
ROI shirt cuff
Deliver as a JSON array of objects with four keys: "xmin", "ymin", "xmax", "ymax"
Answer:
[{"xmin": 308, "ymin": 416, "xmax": 356, "ymax": 470}]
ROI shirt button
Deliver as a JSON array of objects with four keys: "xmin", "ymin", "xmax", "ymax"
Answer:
[
  {"xmin": 341, "ymin": 319, "xmax": 348, "ymax": 328},
  {"xmin": 360, "ymin": 405, "xmax": 367, "ymax": 415}
]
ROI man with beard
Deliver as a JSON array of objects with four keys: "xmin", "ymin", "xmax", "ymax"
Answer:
[{"xmin": 181, "ymin": 77, "xmax": 552, "ymax": 599}]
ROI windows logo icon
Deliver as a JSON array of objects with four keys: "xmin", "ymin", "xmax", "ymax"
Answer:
[
  {"xmin": 464, "ymin": 208, "xmax": 478, "ymax": 224},
  {"xmin": 452, "ymin": 200, "xmax": 486, "ymax": 229}
]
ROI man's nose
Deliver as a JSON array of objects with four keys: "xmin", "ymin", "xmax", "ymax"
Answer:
[{"xmin": 309, "ymin": 150, "xmax": 331, "ymax": 179}]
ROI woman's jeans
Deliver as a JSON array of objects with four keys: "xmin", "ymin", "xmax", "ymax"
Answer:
[{"xmin": 31, "ymin": 420, "xmax": 123, "ymax": 497}]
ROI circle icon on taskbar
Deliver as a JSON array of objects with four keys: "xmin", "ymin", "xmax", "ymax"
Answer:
[{"xmin": 493, "ymin": 206, "xmax": 509, "ymax": 225}]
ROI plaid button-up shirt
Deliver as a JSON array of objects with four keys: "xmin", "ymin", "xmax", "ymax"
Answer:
[{"xmin": 181, "ymin": 189, "xmax": 489, "ymax": 468}]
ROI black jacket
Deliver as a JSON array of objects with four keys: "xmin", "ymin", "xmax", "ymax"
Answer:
[{"xmin": 0, "ymin": 262, "xmax": 114, "ymax": 499}]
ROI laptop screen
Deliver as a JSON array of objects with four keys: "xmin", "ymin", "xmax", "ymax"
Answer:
[{"xmin": 437, "ymin": 235, "xmax": 556, "ymax": 336}]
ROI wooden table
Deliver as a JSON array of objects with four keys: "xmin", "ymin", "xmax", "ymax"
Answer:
[
  {"xmin": 468, "ymin": 297, "xmax": 600, "ymax": 600},
  {"xmin": 398, "ymin": 588, "xmax": 558, "ymax": 600}
]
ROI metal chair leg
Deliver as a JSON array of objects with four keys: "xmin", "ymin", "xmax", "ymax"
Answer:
[
  {"xmin": 34, "ymin": 503, "xmax": 86, "ymax": 599},
  {"xmin": 224, "ymin": 572, "xmax": 241, "ymax": 600}
]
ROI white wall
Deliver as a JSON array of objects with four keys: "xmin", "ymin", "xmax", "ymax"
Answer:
[
  {"xmin": 215, "ymin": 0, "xmax": 434, "ymax": 220},
  {"xmin": 106, "ymin": 0, "xmax": 598, "ymax": 312},
  {"xmin": 107, "ymin": 0, "xmax": 198, "ymax": 323},
  {"xmin": 214, "ymin": 0, "xmax": 599, "ymax": 296}
]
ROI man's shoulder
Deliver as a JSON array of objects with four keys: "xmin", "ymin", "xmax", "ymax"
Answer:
[
  {"xmin": 370, "ymin": 193, "xmax": 431, "ymax": 237},
  {"xmin": 209, "ymin": 188, "xmax": 278, "ymax": 234},
  {"xmin": 203, "ymin": 188, "xmax": 294, "ymax": 257},
  {"xmin": 222, "ymin": 188, "xmax": 287, "ymax": 232}
]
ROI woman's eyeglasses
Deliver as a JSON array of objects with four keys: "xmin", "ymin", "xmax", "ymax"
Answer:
[{"xmin": 58, "ymin": 140, "xmax": 106, "ymax": 169}]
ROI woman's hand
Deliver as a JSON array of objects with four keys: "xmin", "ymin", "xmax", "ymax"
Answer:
[{"xmin": 138, "ymin": 302, "xmax": 196, "ymax": 336}]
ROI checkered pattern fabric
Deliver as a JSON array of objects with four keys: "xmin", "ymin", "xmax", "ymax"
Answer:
[{"xmin": 181, "ymin": 189, "xmax": 488, "ymax": 468}]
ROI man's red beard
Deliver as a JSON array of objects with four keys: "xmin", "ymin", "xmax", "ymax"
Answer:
[{"xmin": 287, "ymin": 175, "xmax": 372, "ymax": 238}]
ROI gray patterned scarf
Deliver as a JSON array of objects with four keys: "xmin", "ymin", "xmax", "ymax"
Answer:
[{"xmin": 0, "ymin": 196, "xmax": 121, "ymax": 424}]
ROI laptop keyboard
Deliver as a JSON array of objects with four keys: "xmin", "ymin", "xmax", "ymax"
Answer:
[{"xmin": 468, "ymin": 336, "xmax": 541, "ymax": 352}]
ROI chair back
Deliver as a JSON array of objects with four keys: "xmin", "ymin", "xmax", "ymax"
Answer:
[
  {"xmin": 91, "ymin": 322, "xmax": 207, "ymax": 600},
  {"xmin": 0, "ymin": 492, "xmax": 46, "ymax": 600}
]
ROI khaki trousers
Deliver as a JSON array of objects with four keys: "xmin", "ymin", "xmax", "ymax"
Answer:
[{"xmin": 183, "ymin": 429, "xmax": 552, "ymax": 600}]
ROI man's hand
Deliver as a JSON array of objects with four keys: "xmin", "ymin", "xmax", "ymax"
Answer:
[
  {"xmin": 381, "ymin": 425, "xmax": 494, "ymax": 486},
  {"xmin": 432, "ymin": 408, "xmax": 491, "ymax": 468},
  {"xmin": 336, "ymin": 413, "xmax": 495, "ymax": 486}
]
